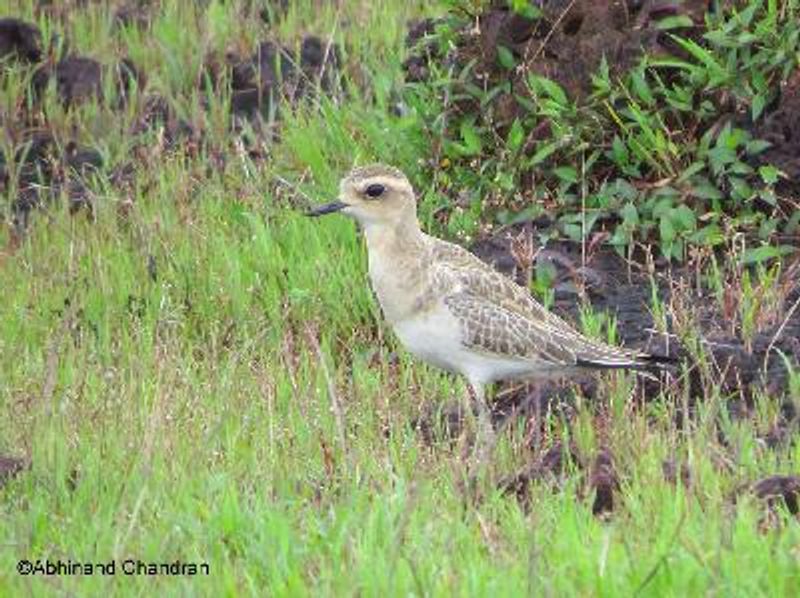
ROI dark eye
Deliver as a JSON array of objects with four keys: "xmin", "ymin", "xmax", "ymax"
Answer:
[{"xmin": 365, "ymin": 183, "xmax": 385, "ymax": 198}]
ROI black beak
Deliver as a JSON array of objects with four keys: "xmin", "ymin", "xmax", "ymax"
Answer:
[{"xmin": 306, "ymin": 201, "xmax": 348, "ymax": 217}]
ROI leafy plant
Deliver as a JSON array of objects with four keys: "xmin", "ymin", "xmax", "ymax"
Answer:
[{"xmin": 402, "ymin": 0, "xmax": 799, "ymax": 260}]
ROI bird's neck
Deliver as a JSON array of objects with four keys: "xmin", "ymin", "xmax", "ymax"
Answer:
[
  {"xmin": 362, "ymin": 216, "xmax": 427, "ymax": 323},
  {"xmin": 362, "ymin": 215, "xmax": 425, "ymax": 258}
]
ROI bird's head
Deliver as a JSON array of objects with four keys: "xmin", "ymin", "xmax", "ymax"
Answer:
[{"xmin": 307, "ymin": 164, "xmax": 417, "ymax": 228}]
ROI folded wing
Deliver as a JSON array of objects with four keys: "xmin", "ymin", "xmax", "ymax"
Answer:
[{"xmin": 428, "ymin": 241, "xmax": 657, "ymax": 370}]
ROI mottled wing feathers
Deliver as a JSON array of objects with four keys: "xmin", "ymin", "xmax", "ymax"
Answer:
[
  {"xmin": 427, "ymin": 237, "xmax": 651, "ymax": 369},
  {"xmin": 428, "ymin": 239, "xmax": 564, "ymax": 323},
  {"xmin": 444, "ymin": 293, "xmax": 576, "ymax": 367}
]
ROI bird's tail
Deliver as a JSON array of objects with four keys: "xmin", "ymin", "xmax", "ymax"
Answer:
[{"xmin": 575, "ymin": 352, "xmax": 678, "ymax": 372}]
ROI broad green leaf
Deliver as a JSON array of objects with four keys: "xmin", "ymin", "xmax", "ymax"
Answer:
[
  {"xmin": 742, "ymin": 244, "xmax": 795, "ymax": 264},
  {"xmin": 729, "ymin": 161, "xmax": 754, "ymax": 175},
  {"xmin": 659, "ymin": 214, "xmax": 676, "ymax": 243},
  {"xmin": 610, "ymin": 225, "xmax": 630, "ymax": 247},
  {"xmin": 553, "ymin": 166, "xmax": 578, "ymax": 184},
  {"xmin": 460, "ymin": 120, "xmax": 482, "ymax": 155},
  {"xmin": 620, "ymin": 202, "xmax": 639, "ymax": 228},
  {"xmin": 656, "ymin": 15, "xmax": 694, "ymax": 30},
  {"xmin": 631, "ymin": 69, "xmax": 655, "ymax": 106},
  {"xmin": 677, "ymin": 161, "xmax": 706, "ymax": 183},
  {"xmin": 506, "ymin": 118, "xmax": 525, "ymax": 153},
  {"xmin": 690, "ymin": 177, "xmax": 723, "ymax": 200},
  {"xmin": 758, "ymin": 164, "xmax": 780, "ymax": 184},
  {"xmin": 745, "ymin": 139, "xmax": 772, "ymax": 155},
  {"xmin": 729, "ymin": 177, "xmax": 754, "ymax": 201},
  {"xmin": 670, "ymin": 34, "xmax": 728, "ymax": 84},
  {"xmin": 561, "ymin": 222, "xmax": 582, "ymax": 241},
  {"xmin": 528, "ymin": 74, "xmax": 568, "ymax": 106},
  {"xmin": 689, "ymin": 224, "xmax": 725, "ymax": 246},
  {"xmin": 611, "ymin": 136, "xmax": 629, "ymax": 166},
  {"xmin": 612, "ymin": 179, "xmax": 638, "ymax": 201},
  {"xmin": 527, "ymin": 140, "xmax": 561, "ymax": 166},
  {"xmin": 751, "ymin": 93, "xmax": 767, "ymax": 120},
  {"xmin": 673, "ymin": 205, "xmax": 697, "ymax": 231},
  {"xmin": 497, "ymin": 45, "xmax": 516, "ymax": 70}
]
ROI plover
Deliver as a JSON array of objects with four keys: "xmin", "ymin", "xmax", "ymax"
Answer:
[{"xmin": 308, "ymin": 164, "xmax": 672, "ymax": 465}]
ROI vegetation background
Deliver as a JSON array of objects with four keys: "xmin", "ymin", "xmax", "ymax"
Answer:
[{"xmin": 1, "ymin": 0, "xmax": 799, "ymax": 594}]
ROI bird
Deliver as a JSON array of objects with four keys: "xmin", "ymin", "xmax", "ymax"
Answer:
[{"xmin": 307, "ymin": 164, "xmax": 673, "ymax": 468}]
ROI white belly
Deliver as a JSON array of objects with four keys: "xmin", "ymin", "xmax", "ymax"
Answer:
[{"xmin": 391, "ymin": 303, "xmax": 534, "ymax": 385}]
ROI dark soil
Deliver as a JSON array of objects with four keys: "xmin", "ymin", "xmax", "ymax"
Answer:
[
  {"xmin": 413, "ymin": 400, "xmax": 470, "ymax": 445},
  {"xmin": 113, "ymin": 1, "xmax": 155, "ymax": 30},
  {"xmin": 31, "ymin": 55, "xmax": 144, "ymax": 107},
  {"xmin": 662, "ymin": 458, "xmax": 692, "ymax": 488},
  {"xmin": 471, "ymin": 1, "xmax": 673, "ymax": 98},
  {"xmin": 588, "ymin": 447, "xmax": 619, "ymax": 516},
  {"xmin": 129, "ymin": 94, "xmax": 196, "ymax": 147},
  {"xmin": 0, "ymin": 455, "xmax": 28, "ymax": 488},
  {"xmin": 499, "ymin": 442, "xmax": 622, "ymax": 518},
  {"xmin": 470, "ymin": 226, "xmax": 800, "ymax": 402},
  {"xmin": 404, "ymin": 0, "xmax": 711, "ymax": 119},
  {"xmin": 2, "ymin": 13, "xmax": 342, "ymax": 235},
  {"xmin": 751, "ymin": 475, "xmax": 800, "ymax": 516},
  {"xmin": 760, "ymin": 400, "xmax": 800, "ymax": 449},
  {"xmin": 499, "ymin": 440, "xmax": 582, "ymax": 502},
  {"xmin": 203, "ymin": 35, "xmax": 341, "ymax": 122},
  {"xmin": 752, "ymin": 67, "xmax": 800, "ymax": 194},
  {"xmin": 50, "ymin": 55, "xmax": 103, "ymax": 106},
  {"xmin": 3, "ymin": 130, "xmax": 103, "ymax": 233},
  {"xmin": 403, "ymin": 18, "xmax": 446, "ymax": 83},
  {"xmin": 0, "ymin": 18, "xmax": 42, "ymax": 63}
]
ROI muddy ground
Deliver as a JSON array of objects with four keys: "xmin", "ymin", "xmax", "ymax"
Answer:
[{"xmin": 0, "ymin": 9, "xmax": 341, "ymax": 237}]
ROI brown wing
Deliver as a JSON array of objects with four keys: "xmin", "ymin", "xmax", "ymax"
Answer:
[
  {"xmin": 427, "ymin": 237, "xmax": 650, "ymax": 367},
  {"xmin": 443, "ymin": 292, "xmax": 577, "ymax": 367},
  {"xmin": 428, "ymin": 237, "xmax": 571, "ymax": 325}
]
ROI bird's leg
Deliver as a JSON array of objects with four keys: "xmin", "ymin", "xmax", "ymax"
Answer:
[{"xmin": 468, "ymin": 382, "xmax": 497, "ymax": 473}]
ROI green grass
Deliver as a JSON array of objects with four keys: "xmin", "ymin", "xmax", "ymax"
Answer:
[{"xmin": 1, "ymin": 0, "xmax": 799, "ymax": 595}]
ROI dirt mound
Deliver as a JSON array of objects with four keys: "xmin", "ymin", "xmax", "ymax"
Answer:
[
  {"xmin": 499, "ymin": 440, "xmax": 581, "ymax": 501},
  {"xmin": 113, "ymin": 1, "xmax": 155, "ymax": 30},
  {"xmin": 0, "ymin": 17, "xmax": 42, "ymax": 64},
  {"xmin": 3, "ymin": 130, "xmax": 103, "ymax": 233},
  {"xmin": 30, "ymin": 54, "xmax": 144, "ymax": 107},
  {"xmin": 475, "ymin": 0, "xmax": 691, "ymax": 98},
  {"xmin": 204, "ymin": 35, "xmax": 341, "ymax": 121},
  {"xmin": 588, "ymin": 447, "xmax": 619, "ymax": 516},
  {"xmin": 404, "ymin": 1, "xmax": 709, "ymax": 112},
  {"xmin": 3, "ymin": 8, "xmax": 342, "ymax": 235},
  {"xmin": 129, "ymin": 94, "xmax": 196, "ymax": 147},
  {"xmin": 752, "ymin": 475, "xmax": 800, "ymax": 516},
  {"xmin": 500, "ymin": 442, "xmax": 621, "ymax": 517},
  {"xmin": 752, "ymin": 67, "xmax": 800, "ymax": 192},
  {"xmin": 0, "ymin": 455, "xmax": 28, "ymax": 488}
]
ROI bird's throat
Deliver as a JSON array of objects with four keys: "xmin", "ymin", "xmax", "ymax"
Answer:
[
  {"xmin": 362, "ymin": 216, "xmax": 424, "ymax": 259},
  {"xmin": 362, "ymin": 218, "xmax": 427, "ymax": 323}
]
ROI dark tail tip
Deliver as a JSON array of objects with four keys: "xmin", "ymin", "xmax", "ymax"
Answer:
[
  {"xmin": 639, "ymin": 353, "xmax": 679, "ymax": 367},
  {"xmin": 576, "ymin": 353, "xmax": 678, "ymax": 372}
]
